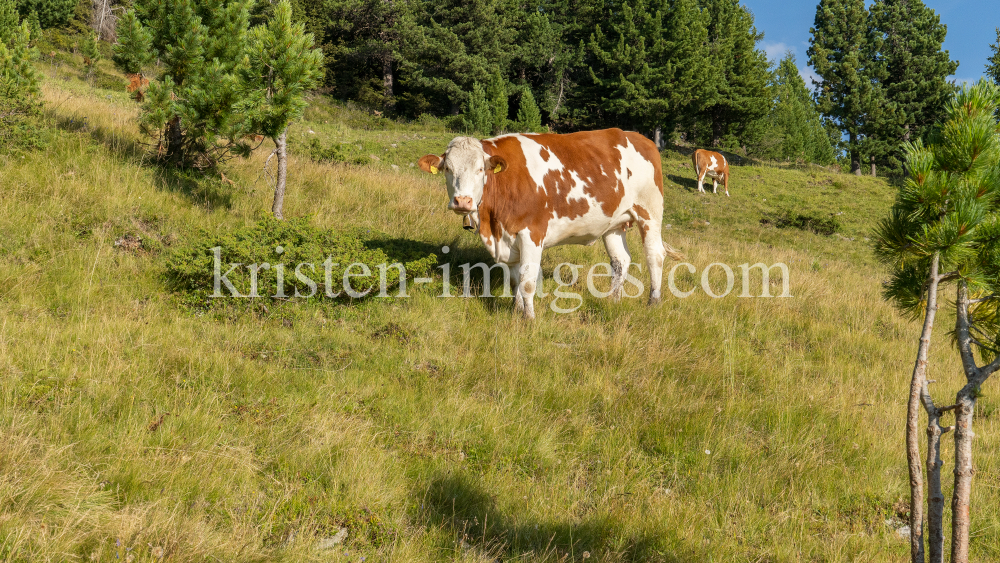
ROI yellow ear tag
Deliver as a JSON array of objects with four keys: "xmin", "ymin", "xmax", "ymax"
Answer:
[
  {"xmin": 430, "ymin": 165, "xmax": 439, "ymax": 175},
  {"xmin": 493, "ymin": 164, "xmax": 502, "ymax": 173}
]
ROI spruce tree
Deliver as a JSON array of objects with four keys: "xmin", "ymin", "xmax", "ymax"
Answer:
[
  {"xmin": 865, "ymin": 0, "xmax": 957, "ymax": 174},
  {"xmin": 658, "ymin": 0, "xmax": 715, "ymax": 143},
  {"xmin": 398, "ymin": 0, "xmax": 520, "ymax": 115},
  {"xmin": 765, "ymin": 52, "xmax": 835, "ymax": 164},
  {"xmin": 874, "ymin": 81, "xmax": 1000, "ymax": 563},
  {"xmin": 515, "ymin": 85, "xmax": 542, "ymax": 132},
  {"xmin": 808, "ymin": 0, "xmax": 881, "ymax": 174},
  {"xmin": 584, "ymin": 0, "xmax": 668, "ymax": 133},
  {"xmin": 486, "ymin": 67, "xmax": 508, "ymax": 134},
  {"xmin": 235, "ymin": 0, "xmax": 323, "ymax": 219},
  {"xmin": 697, "ymin": 0, "xmax": 771, "ymax": 150},
  {"xmin": 987, "ymin": 27, "xmax": 1000, "ymax": 85},
  {"xmin": 465, "ymin": 81, "xmax": 492, "ymax": 136}
]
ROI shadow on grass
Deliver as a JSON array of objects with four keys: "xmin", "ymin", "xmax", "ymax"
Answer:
[
  {"xmin": 151, "ymin": 166, "xmax": 235, "ymax": 211},
  {"xmin": 666, "ymin": 174, "xmax": 700, "ymax": 192},
  {"xmin": 419, "ymin": 473, "xmax": 687, "ymax": 562}
]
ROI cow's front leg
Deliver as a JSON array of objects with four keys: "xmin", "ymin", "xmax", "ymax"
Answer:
[{"xmin": 516, "ymin": 238, "xmax": 543, "ymax": 320}]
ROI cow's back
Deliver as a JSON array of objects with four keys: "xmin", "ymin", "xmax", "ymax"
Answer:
[{"xmin": 478, "ymin": 129, "xmax": 662, "ymax": 247}]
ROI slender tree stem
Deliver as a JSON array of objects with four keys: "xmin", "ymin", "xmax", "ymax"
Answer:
[
  {"xmin": 272, "ymin": 128, "xmax": 288, "ymax": 220},
  {"xmin": 908, "ymin": 251, "xmax": 940, "ymax": 563},
  {"xmin": 921, "ymin": 379, "xmax": 945, "ymax": 563},
  {"xmin": 952, "ymin": 280, "xmax": 978, "ymax": 563}
]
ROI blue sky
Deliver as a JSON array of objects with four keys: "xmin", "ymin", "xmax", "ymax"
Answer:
[{"xmin": 742, "ymin": 0, "xmax": 997, "ymax": 86}]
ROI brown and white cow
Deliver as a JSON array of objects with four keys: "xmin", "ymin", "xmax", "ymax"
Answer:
[
  {"xmin": 692, "ymin": 149, "xmax": 730, "ymax": 196},
  {"xmin": 418, "ymin": 128, "xmax": 682, "ymax": 319}
]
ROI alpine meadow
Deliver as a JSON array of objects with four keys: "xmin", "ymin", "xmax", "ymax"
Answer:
[{"xmin": 3, "ymin": 1, "xmax": 1000, "ymax": 562}]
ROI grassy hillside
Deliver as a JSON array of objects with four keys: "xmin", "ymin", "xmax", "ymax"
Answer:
[{"xmin": 1, "ymin": 60, "xmax": 999, "ymax": 563}]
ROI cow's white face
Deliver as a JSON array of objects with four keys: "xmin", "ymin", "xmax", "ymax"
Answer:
[{"xmin": 418, "ymin": 137, "xmax": 506, "ymax": 215}]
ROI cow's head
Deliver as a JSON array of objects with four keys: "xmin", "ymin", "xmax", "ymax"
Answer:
[{"xmin": 418, "ymin": 137, "xmax": 506, "ymax": 215}]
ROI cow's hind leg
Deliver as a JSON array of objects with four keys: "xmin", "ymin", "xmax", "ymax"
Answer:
[
  {"xmin": 634, "ymin": 207, "xmax": 681, "ymax": 305},
  {"xmin": 696, "ymin": 170, "xmax": 707, "ymax": 193},
  {"xmin": 602, "ymin": 229, "xmax": 632, "ymax": 301},
  {"xmin": 510, "ymin": 264, "xmax": 523, "ymax": 313}
]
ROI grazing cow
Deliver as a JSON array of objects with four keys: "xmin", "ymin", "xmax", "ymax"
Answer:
[
  {"xmin": 692, "ymin": 149, "xmax": 730, "ymax": 196},
  {"xmin": 418, "ymin": 128, "xmax": 683, "ymax": 319}
]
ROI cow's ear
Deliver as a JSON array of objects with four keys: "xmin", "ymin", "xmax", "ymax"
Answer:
[
  {"xmin": 418, "ymin": 154, "xmax": 444, "ymax": 174},
  {"xmin": 486, "ymin": 155, "xmax": 507, "ymax": 174}
]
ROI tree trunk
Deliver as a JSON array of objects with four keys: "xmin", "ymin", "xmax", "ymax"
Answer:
[
  {"xmin": 382, "ymin": 55, "xmax": 395, "ymax": 112},
  {"xmin": 272, "ymin": 128, "xmax": 288, "ymax": 220},
  {"xmin": 711, "ymin": 109, "xmax": 723, "ymax": 148},
  {"xmin": 951, "ymin": 385, "xmax": 976, "ymax": 563},
  {"xmin": 167, "ymin": 116, "xmax": 184, "ymax": 162},
  {"xmin": 907, "ymin": 251, "xmax": 939, "ymax": 563},
  {"xmin": 949, "ymin": 280, "xmax": 1000, "ymax": 563},
  {"xmin": 871, "ymin": 155, "xmax": 877, "ymax": 178},
  {"xmin": 654, "ymin": 127, "xmax": 663, "ymax": 149},
  {"xmin": 921, "ymin": 379, "xmax": 947, "ymax": 563},
  {"xmin": 550, "ymin": 74, "xmax": 565, "ymax": 120},
  {"xmin": 850, "ymin": 132, "xmax": 861, "ymax": 175}
]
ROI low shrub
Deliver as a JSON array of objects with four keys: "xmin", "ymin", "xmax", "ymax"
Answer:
[
  {"xmin": 164, "ymin": 217, "xmax": 438, "ymax": 310},
  {"xmin": 760, "ymin": 210, "xmax": 840, "ymax": 236}
]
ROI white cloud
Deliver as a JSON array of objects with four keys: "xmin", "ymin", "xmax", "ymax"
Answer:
[
  {"xmin": 799, "ymin": 65, "xmax": 821, "ymax": 87},
  {"xmin": 763, "ymin": 42, "xmax": 792, "ymax": 62}
]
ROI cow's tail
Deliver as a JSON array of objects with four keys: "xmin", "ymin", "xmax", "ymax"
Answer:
[{"xmin": 663, "ymin": 243, "xmax": 684, "ymax": 261}]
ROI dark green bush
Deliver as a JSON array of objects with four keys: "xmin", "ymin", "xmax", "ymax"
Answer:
[
  {"xmin": 164, "ymin": 217, "xmax": 437, "ymax": 309},
  {"xmin": 304, "ymin": 137, "xmax": 372, "ymax": 165},
  {"xmin": 760, "ymin": 210, "xmax": 840, "ymax": 236}
]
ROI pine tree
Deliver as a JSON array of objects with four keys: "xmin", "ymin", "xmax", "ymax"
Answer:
[
  {"xmin": 486, "ymin": 67, "xmax": 508, "ymax": 134},
  {"xmin": 25, "ymin": 9, "xmax": 39, "ymax": 45},
  {"xmin": 864, "ymin": 0, "xmax": 957, "ymax": 174},
  {"xmin": 987, "ymin": 27, "xmax": 1000, "ymax": 85},
  {"xmin": 874, "ymin": 81, "xmax": 1000, "ymax": 563},
  {"xmin": 0, "ymin": 20, "xmax": 41, "ymax": 148},
  {"xmin": 465, "ymin": 81, "xmax": 492, "ymax": 136},
  {"xmin": 79, "ymin": 32, "xmax": 100, "ymax": 80},
  {"xmin": 808, "ymin": 0, "xmax": 882, "ymax": 174},
  {"xmin": 116, "ymin": 0, "xmax": 255, "ymax": 166},
  {"xmin": 0, "ymin": 0, "xmax": 17, "ymax": 44},
  {"xmin": 16, "ymin": 0, "xmax": 74, "ymax": 29},
  {"xmin": 112, "ymin": 9, "xmax": 153, "ymax": 75},
  {"xmin": 235, "ymin": 0, "xmax": 323, "ymax": 219},
  {"xmin": 515, "ymin": 85, "xmax": 542, "ymax": 132}
]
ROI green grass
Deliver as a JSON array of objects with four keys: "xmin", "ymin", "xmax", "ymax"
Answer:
[{"xmin": 1, "ymin": 59, "xmax": 998, "ymax": 562}]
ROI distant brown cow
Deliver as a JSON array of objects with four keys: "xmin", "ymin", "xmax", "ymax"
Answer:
[{"xmin": 692, "ymin": 149, "xmax": 729, "ymax": 196}]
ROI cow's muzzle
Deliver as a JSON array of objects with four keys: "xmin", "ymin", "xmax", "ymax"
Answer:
[{"xmin": 449, "ymin": 196, "xmax": 474, "ymax": 214}]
